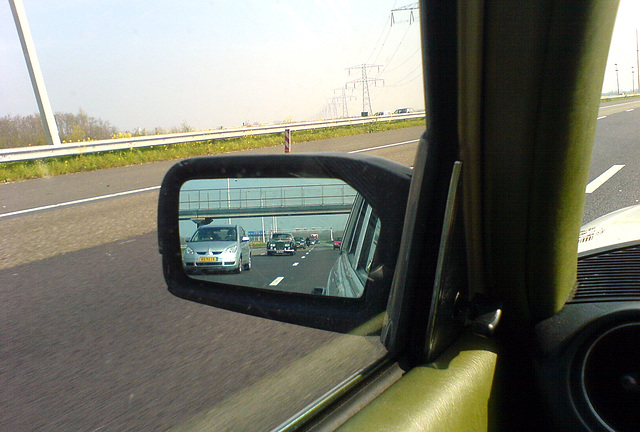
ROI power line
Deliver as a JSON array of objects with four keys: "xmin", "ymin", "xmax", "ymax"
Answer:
[{"xmin": 376, "ymin": 23, "xmax": 413, "ymax": 77}]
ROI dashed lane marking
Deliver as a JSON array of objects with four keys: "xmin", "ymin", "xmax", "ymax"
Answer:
[
  {"xmin": 0, "ymin": 186, "xmax": 161, "ymax": 219},
  {"xmin": 348, "ymin": 139, "xmax": 419, "ymax": 154},
  {"xmin": 585, "ymin": 165, "xmax": 625, "ymax": 194},
  {"xmin": 269, "ymin": 277, "xmax": 284, "ymax": 286}
]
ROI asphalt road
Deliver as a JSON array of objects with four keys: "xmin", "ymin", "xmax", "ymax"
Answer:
[
  {"xmin": 2, "ymin": 107, "xmax": 639, "ymax": 432},
  {"xmin": 583, "ymin": 99, "xmax": 640, "ymax": 223},
  {"xmin": 0, "ymin": 126, "xmax": 421, "ymax": 432},
  {"xmin": 192, "ymin": 244, "xmax": 339, "ymax": 294}
]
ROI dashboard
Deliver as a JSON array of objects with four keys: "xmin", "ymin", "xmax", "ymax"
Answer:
[{"xmin": 535, "ymin": 242, "xmax": 640, "ymax": 432}]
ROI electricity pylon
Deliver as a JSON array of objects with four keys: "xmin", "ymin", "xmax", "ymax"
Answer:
[
  {"xmin": 332, "ymin": 88, "xmax": 356, "ymax": 118},
  {"xmin": 346, "ymin": 64, "xmax": 384, "ymax": 115},
  {"xmin": 391, "ymin": 3, "xmax": 419, "ymax": 26}
]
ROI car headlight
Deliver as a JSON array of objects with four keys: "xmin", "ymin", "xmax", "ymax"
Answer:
[
  {"xmin": 185, "ymin": 247, "xmax": 195, "ymax": 254},
  {"xmin": 224, "ymin": 245, "xmax": 238, "ymax": 254}
]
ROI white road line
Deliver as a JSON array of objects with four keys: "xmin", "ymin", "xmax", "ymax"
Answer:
[
  {"xmin": 597, "ymin": 116, "xmax": 607, "ymax": 119},
  {"xmin": 0, "ymin": 136, "xmax": 418, "ymax": 219},
  {"xmin": 0, "ymin": 185, "xmax": 161, "ymax": 219},
  {"xmin": 585, "ymin": 165, "xmax": 625, "ymax": 194},
  {"xmin": 626, "ymin": 109, "xmax": 635, "ymax": 112},
  {"xmin": 348, "ymin": 139, "xmax": 419, "ymax": 154},
  {"xmin": 301, "ymin": 256, "xmax": 306, "ymax": 259},
  {"xmin": 292, "ymin": 262, "xmax": 299, "ymax": 267},
  {"xmin": 269, "ymin": 277, "xmax": 284, "ymax": 286}
]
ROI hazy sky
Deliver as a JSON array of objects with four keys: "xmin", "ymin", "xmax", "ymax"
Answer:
[
  {"xmin": 1, "ymin": 1, "xmax": 423, "ymax": 131},
  {"xmin": 602, "ymin": 0, "xmax": 640, "ymax": 95},
  {"xmin": 1, "ymin": 1, "xmax": 638, "ymax": 132}
]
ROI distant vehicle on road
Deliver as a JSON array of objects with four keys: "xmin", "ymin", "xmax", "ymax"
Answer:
[
  {"xmin": 295, "ymin": 237, "xmax": 306, "ymax": 249},
  {"xmin": 309, "ymin": 233, "xmax": 319, "ymax": 245},
  {"xmin": 183, "ymin": 224, "xmax": 251, "ymax": 274},
  {"xmin": 393, "ymin": 107, "xmax": 415, "ymax": 114},
  {"xmin": 333, "ymin": 237, "xmax": 342, "ymax": 250},
  {"xmin": 267, "ymin": 233, "xmax": 296, "ymax": 256}
]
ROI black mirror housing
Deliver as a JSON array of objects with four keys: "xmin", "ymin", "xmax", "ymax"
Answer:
[{"xmin": 157, "ymin": 153, "xmax": 411, "ymax": 333}]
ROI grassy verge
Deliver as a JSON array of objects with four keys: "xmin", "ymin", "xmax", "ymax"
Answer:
[
  {"xmin": 600, "ymin": 94, "xmax": 640, "ymax": 103},
  {"xmin": 1, "ymin": 118, "xmax": 424, "ymax": 183}
]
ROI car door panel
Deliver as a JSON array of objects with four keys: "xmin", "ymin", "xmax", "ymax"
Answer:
[{"xmin": 337, "ymin": 332, "xmax": 497, "ymax": 432}]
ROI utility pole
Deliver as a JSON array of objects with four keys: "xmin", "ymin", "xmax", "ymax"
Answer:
[
  {"xmin": 332, "ymin": 88, "xmax": 356, "ymax": 118},
  {"xmin": 346, "ymin": 64, "xmax": 384, "ymax": 115},
  {"xmin": 9, "ymin": 0, "xmax": 61, "ymax": 146},
  {"xmin": 615, "ymin": 63, "xmax": 620, "ymax": 95},
  {"xmin": 636, "ymin": 29, "xmax": 639, "ymax": 93}
]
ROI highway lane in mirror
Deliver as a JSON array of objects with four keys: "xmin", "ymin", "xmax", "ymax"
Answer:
[{"xmin": 179, "ymin": 178, "xmax": 377, "ymax": 298}]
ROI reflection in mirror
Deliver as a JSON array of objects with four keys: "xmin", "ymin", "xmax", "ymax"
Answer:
[{"xmin": 179, "ymin": 178, "xmax": 380, "ymax": 298}]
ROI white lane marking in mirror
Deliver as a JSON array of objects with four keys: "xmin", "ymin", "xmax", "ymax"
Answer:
[
  {"xmin": 626, "ymin": 109, "xmax": 635, "ymax": 112},
  {"xmin": 348, "ymin": 139, "xmax": 419, "ymax": 154},
  {"xmin": 301, "ymin": 256, "xmax": 306, "ymax": 259},
  {"xmin": 269, "ymin": 277, "xmax": 284, "ymax": 286},
  {"xmin": 0, "ymin": 185, "xmax": 161, "ymax": 219},
  {"xmin": 597, "ymin": 116, "xmax": 607, "ymax": 119},
  {"xmin": 292, "ymin": 263, "xmax": 299, "ymax": 266},
  {"xmin": 586, "ymin": 165, "xmax": 625, "ymax": 193}
]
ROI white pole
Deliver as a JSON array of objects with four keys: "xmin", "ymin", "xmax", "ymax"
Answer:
[
  {"xmin": 9, "ymin": 0, "xmax": 61, "ymax": 146},
  {"xmin": 284, "ymin": 129, "xmax": 291, "ymax": 153},
  {"xmin": 227, "ymin": 178, "xmax": 231, "ymax": 224}
]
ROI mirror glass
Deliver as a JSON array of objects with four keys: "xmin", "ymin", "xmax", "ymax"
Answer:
[{"xmin": 179, "ymin": 178, "xmax": 382, "ymax": 298}]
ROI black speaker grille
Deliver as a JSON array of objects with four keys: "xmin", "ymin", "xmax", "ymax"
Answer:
[{"xmin": 572, "ymin": 245, "xmax": 640, "ymax": 303}]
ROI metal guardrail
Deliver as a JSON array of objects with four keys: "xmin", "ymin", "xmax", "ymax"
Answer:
[{"xmin": 0, "ymin": 112, "xmax": 425, "ymax": 163}]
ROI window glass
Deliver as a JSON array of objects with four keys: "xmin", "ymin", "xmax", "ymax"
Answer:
[
  {"xmin": 580, "ymin": 0, "xmax": 640, "ymax": 253},
  {"xmin": 1, "ymin": 1, "xmax": 422, "ymax": 431},
  {"xmin": 360, "ymin": 213, "xmax": 382, "ymax": 275},
  {"xmin": 347, "ymin": 202, "xmax": 369, "ymax": 267}
]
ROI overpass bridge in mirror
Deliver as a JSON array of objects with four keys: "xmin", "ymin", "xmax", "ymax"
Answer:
[{"xmin": 179, "ymin": 183, "xmax": 357, "ymax": 226}]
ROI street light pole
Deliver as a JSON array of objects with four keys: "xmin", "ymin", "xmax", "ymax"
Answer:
[
  {"xmin": 227, "ymin": 178, "xmax": 232, "ymax": 224},
  {"xmin": 615, "ymin": 63, "xmax": 620, "ymax": 95},
  {"xmin": 637, "ymin": 29, "xmax": 639, "ymax": 93}
]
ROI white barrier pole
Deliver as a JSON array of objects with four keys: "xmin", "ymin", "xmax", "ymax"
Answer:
[{"xmin": 284, "ymin": 128, "xmax": 291, "ymax": 153}]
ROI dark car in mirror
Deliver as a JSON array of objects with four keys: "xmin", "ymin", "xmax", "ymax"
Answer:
[
  {"xmin": 158, "ymin": 153, "xmax": 411, "ymax": 332},
  {"xmin": 266, "ymin": 232, "xmax": 297, "ymax": 256}
]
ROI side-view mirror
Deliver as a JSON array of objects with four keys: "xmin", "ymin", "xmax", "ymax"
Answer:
[{"xmin": 157, "ymin": 153, "xmax": 411, "ymax": 333}]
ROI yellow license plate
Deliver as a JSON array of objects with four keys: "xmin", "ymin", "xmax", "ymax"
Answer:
[{"xmin": 199, "ymin": 257, "xmax": 217, "ymax": 262}]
